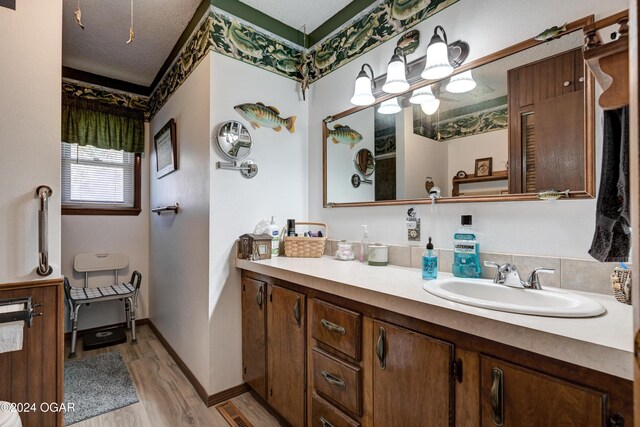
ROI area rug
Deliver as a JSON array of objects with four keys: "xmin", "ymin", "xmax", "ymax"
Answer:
[{"xmin": 64, "ymin": 351, "xmax": 139, "ymax": 425}]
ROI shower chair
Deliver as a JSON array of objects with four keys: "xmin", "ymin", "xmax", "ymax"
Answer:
[{"xmin": 63, "ymin": 252, "xmax": 142, "ymax": 358}]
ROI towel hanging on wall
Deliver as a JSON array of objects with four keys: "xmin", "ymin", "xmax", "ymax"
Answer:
[{"xmin": 588, "ymin": 106, "xmax": 630, "ymax": 262}]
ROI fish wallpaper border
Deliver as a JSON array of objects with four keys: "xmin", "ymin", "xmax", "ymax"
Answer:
[
  {"xmin": 62, "ymin": 79, "xmax": 149, "ymax": 118},
  {"xmin": 148, "ymin": 9, "xmax": 305, "ymax": 119},
  {"xmin": 413, "ymin": 104, "xmax": 509, "ymax": 142},
  {"xmin": 147, "ymin": 0, "xmax": 459, "ymax": 119},
  {"xmin": 307, "ymin": 0, "xmax": 460, "ymax": 82}
]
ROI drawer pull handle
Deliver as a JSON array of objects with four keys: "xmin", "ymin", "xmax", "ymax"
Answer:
[
  {"xmin": 321, "ymin": 371, "xmax": 346, "ymax": 389},
  {"xmin": 293, "ymin": 297, "xmax": 301, "ymax": 327},
  {"xmin": 320, "ymin": 417, "xmax": 335, "ymax": 427},
  {"xmin": 563, "ymin": 80, "xmax": 571, "ymax": 87},
  {"xmin": 256, "ymin": 287, "xmax": 263, "ymax": 309},
  {"xmin": 320, "ymin": 319, "xmax": 346, "ymax": 335},
  {"xmin": 376, "ymin": 327, "xmax": 386, "ymax": 369},
  {"xmin": 490, "ymin": 367, "xmax": 504, "ymax": 426}
]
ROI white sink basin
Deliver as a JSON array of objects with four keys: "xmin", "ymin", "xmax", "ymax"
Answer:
[{"xmin": 424, "ymin": 278, "xmax": 606, "ymax": 318}]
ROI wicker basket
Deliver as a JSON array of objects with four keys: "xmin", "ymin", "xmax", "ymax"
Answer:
[
  {"xmin": 283, "ymin": 222, "xmax": 327, "ymax": 258},
  {"xmin": 611, "ymin": 266, "xmax": 632, "ymax": 305}
]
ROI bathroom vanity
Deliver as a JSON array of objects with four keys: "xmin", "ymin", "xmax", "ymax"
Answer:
[{"xmin": 238, "ymin": 257, "xmax": 632, "ymax": 427}]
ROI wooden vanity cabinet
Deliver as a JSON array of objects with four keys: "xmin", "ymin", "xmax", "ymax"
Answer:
[
  {"xmin": 267, "ymin": 284, "xmax": 307, "ymax": 427},
  {"xmin": 240, "ymin": 271, "xmax": 632, "ymax": 426},
  {"xmin": 372, "ymin": 320, "xmax": 454, "ymax": 427},
  {"xmin": 480, "ymin": 356, "xmax": 607, "ymax": 426},
  {"xmin": 241, "ymin": 276, "xmax": 267, "ymax": 399},
  {"xmin": 0, "ymin": 279, "xmax": 64, "ymax": 427}
]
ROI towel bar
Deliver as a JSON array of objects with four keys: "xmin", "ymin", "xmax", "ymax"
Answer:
[
  {"xmin": 152, "ymin": 203, "xmax": 180, "ymax": 215},
  {"xmin": 0, "ymin": 297, "xmax": 41, "ymax": 327}
]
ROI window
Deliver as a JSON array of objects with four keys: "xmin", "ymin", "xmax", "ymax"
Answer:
[{"xmin": 61, "ymin": 142, "xmax": 141, "ymax": 215}]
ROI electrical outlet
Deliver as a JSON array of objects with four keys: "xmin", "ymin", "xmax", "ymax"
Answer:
[{"xmin": 406, "ymin": 207, "xmax": 421, "ymax": 241}]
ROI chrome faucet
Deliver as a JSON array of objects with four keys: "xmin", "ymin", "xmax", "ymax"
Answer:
[{"xmin": 484, "ymin": 261, "xmax": 555, "ymax": 290}]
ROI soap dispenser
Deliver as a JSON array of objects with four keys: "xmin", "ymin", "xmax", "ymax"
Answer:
[{"xmin": 422, "ymin": 237, "xmax": 438, "ymax": 280}]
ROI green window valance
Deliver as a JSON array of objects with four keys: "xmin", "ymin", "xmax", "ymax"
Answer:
[{"xmin": 62, "ymin": 93, "xmax": 145, "ymax": 153}]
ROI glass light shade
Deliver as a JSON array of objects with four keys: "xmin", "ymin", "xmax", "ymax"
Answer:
[
  {"xmin": 421, "ymin": 37, "xmax": 453, "ymax": 80},
  {"xmin": 420, "ymin": 98, "xmax": 440, "ymax": 115},
  {"xmin": 382, "ymin": 56, "xmax": 409, "ymax": 94},
  {"xmin": 350, "ymin": 72, "xmax": 375, "ymax": 106},
  {"xmin": 409, "ymin": 85, "xmax": 436, "ymax": 104},
  {"xmin": 446, "ymin": 70, "xmax": 477, "ymax": 93},
  {"xmin": 378, "ymin": 97, "xmax": 401, "ymax": 115}
]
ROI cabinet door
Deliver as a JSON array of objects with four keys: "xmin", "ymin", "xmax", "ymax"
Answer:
[
  {"xmin": 372, "ymin": 320, "xmax": 454, "ymax": 427},
  {"xmin": 480, "ymin": 356, "xmax": 606, "ymax": 427},
  {"xmin": 267, "ymin": 284, "xmax": 306, "ymax": 427},
  {"xmin": 242, "ymin": 276, "xmax": 267, "ymax": 399}
]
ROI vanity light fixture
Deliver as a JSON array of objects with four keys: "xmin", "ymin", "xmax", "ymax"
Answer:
[
  {"xmin": 420, "ymin": 98, "xmax": 440, "ymax": 115},
  {"xmin": 350, "ymin": 64, "xmax": 376, "ymax": 106},
  {"xmin": 446, "ymin": 70, "xmax": 477, "ymax": 93},
  {"xmin": 410, "ymin": 84, "xmax": 436, "ymax": 104},
  {"xmin": 421, "ymin": 25, "xmax": 470, "ymax": 80},
  {"xmin": 378, "ymin": 97, "xmax": 401, "ymax": 115},
  {"xmin": 382, "ymin": 47, "xmax": 410, "ymax": 94}
]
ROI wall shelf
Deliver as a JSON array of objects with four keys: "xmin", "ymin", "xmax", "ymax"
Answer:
[{"xmin": 452, "ymin": 170, "xmax": 508, "ymax": 197}]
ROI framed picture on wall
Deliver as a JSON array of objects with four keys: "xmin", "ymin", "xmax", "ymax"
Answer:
[
  {"xmin": 154, "ymin": 118, "xmax": 177, "ymax": 178},
  {"xmin": 475, "ymin": 157, "xmax": 493, "ymax": 177}
]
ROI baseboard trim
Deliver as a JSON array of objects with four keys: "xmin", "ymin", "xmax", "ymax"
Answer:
[
  {"xmin": 147, "ymin": 320, "xmax": 247, "ymax": 407},
  {"xmin": 63, "ymin": 318, "xmax": 149, "ymax": 341},
  {"xmin": 208, "ymin": 383, "xmax": 250, "ymax": 406}
]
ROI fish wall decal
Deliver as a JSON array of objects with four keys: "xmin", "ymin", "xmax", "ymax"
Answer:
[
  {"xmin": 234, "ymin": 103, "xmax": 296, "ymax": 133},
  {"xmin": 327, "ymin": 124, "xmax": 363, "ymax": 149},
  {"xmin": 534, "ymin": 23, "xmax": 568, "ymax": 41}
]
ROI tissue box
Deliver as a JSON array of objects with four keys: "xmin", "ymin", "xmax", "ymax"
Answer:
[{"xmin": 238, "ymin": 233, "xmax": 272, "ymax": 260}]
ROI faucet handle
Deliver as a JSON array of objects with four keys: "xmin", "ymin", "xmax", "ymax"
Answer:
[
  {"xmin": 527, "ymin": 267, "xmax": 555, "ymax": 290},
  {"xmin": 484, "ymin": 261, "xmax": 503, "ymax": 283}
]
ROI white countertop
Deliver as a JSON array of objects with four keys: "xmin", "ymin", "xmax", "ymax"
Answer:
[{"xmin": 237, "ymin": 256, "xmax": 633, "ymax": 380}]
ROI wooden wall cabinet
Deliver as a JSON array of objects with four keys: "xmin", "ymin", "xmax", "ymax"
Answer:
[
  {"xmin": 0, "ymin": 279, "xmax": 64, "ymax": 427},
  {"xmin": 267, "ymin": 284, "xmax": 306, "ymax": 427},
  {"xmin": 508, "ymin": 48, "xmax": 585, "ymax": 194}
]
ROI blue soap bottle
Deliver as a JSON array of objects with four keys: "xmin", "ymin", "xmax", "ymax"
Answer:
[
  {"xmin": 422, "ymin": 237, "xmax": 438, "ymax": 280},
  {"xmin": 453, "ymin": 215, "xmax": 482, "ymax": 278}
]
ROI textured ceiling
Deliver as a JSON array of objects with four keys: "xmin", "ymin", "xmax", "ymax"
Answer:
[
  {"xmin": 237, "ymin": 0, "xmax": 352, "ymax": 32},
  {"xmin": 62, "ymin": 0, "xmax": 201, "ymax": 87}
]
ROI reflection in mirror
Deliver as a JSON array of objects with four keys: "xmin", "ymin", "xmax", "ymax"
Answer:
[
  {"xmin": 216, "ymin": 120, "xmax": 253, "ymax": 161},
  {"xmin": 324, "ymin": 22, "xmax": 594, "ymax": 206},
  {"xmin": 354, "ymin": 149, "xmax": 375, "ymax": 176}
]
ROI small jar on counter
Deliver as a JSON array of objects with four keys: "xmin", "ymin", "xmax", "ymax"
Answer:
[{"xmin": 335, "ymin": 240, "xmax": 355, "ymax": 261}]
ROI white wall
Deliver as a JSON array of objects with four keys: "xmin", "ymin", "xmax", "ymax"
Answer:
[
  {"xmin": 0, "ymin": 0, "xmax": 62, "ymax": 283},
  {"xmin": 149, "ymin": 57, "xmax": 212, "ymax": 390},
  {"xmin": 399, "ymin": 106, "xmax": 449, "ymax": 198},
  {"xmin": 308, "ymin": 0, "xmax": 627, "ymax": 259},
  {"xmin": 208, "ymin": 53, "xmax": 308, "ymax": 394},
  {"xmin": 326, "ymin": 107, "xmax": 375, "ymax": 203},
  {"xmin": 61, "ymin": 124, "xmax": 150, "ymax": 331}
]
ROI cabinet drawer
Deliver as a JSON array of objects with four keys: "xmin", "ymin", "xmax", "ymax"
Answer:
[
  {"xmin": 312, "ymin": 299, "xmax": 361, "ymax": 360},
  {"xmin": 313, "ymin": 347, "xmax": 361, "ymax": 417},
  {"xmin": 312, "ymin": 392, "xmax": 360, "ymax": 427}
]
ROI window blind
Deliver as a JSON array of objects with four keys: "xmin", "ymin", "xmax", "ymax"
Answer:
[{"xmin": 61, "ymin": 142, "xmax": 135, "ymax": 208}]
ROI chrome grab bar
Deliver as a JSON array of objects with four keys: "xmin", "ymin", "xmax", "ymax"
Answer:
[{"xmin": 35, "ymin": 185, "xmax": 53, "ymax": 277}]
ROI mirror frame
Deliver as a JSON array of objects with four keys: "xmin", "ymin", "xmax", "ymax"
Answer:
[
  {"xmin": 323, "ymin": 15, "xmax": 595, "ymax": 208},
  {"xmin": 216, "ymin": 120, "xmax": 253, "ymax": 161}
]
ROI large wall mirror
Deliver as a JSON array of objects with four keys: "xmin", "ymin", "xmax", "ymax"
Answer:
[{"xmin": 323, "ymin": 17, "xmax": 595, "ymax": 207}]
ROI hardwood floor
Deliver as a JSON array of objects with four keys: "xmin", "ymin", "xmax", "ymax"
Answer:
[{"xmin": 65, "ymin": 324, "xmax": 283, "ymax": 427}]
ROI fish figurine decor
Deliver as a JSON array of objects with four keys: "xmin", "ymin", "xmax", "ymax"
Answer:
[
  {"xmin": 534, "ymin": 23, "xmax": 567, "ymax": 41},
  {"xmin": 234, "ymin": 103, "xmax": 296, "ymax": 133},
  {"xmin": 397, "ymin": 30, "xmax": 420, "ymax": 55},
  {"xmin": 537, "ymin": 189, "xmax": 570, "ymax": 200},
  {"xmin": 327, "ymin": 124, "xmax": 363, "ymax": 149}
]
